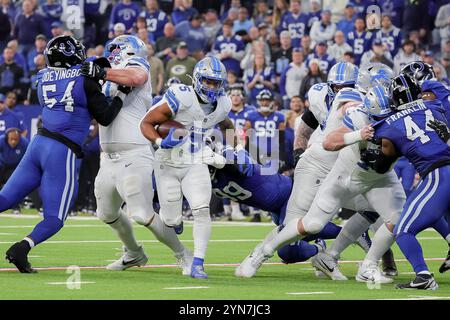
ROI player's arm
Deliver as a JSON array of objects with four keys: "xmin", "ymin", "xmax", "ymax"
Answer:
[
  {"xmin": 139, "ymin": 102, "xmax": 172, "ymax": 146},
  {"xmin": 323, "ymin": 124, "xmax": 374, "ymax": 151},
  {"xmin": 293, "ymin": 109, "xmax": 317, "ymax": 165},
  {"xmin": 84, "ymin": 77, "xmax": 124, "ymax": 126},
  {"xmin": 360, "ymin": 138, "xmax": 399, "ymax": 174},
  {"xmin": 103, "ymin": 67, "xmax": 148, "ymax": 87}
]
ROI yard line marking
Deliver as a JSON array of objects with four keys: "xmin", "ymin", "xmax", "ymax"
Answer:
[
  {"xmin": 0, "ymin": 257, "xmax": 444, "ymax": 273},
  {"xmin": 164, "ymin": 286, "xmax": 210, "ymax": 290},
  {"xmin": 377, "ymin": 296, "xmax": 450, "ymax": 301},
  {"xmin": 28, "ymin": 255, "xmax": 44, "ymax": 258},
  {"xmin": 399, "ymin": 272, "xmax": 416, "ymax": 275},
  {"xmin": 0, "ymin": 233, "xmax": 16, "ymax": 235},
  {"xmin": 46, "ymin": 281, "xmax": 96, "ymax": 285},
  {"xmin": 286, "ymin": 292, "xmax": 334, "ymax": 295}
]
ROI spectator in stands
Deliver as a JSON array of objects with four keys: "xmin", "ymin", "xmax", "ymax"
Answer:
[
  {"xmin": 402, "ymin": 0, "xmax": 429, "ymax": 36},
  {"xmin": 213, "ymin": 19, "xmax": 245, "ymax": 76},
  {"xmin": 301, "ymin": 35, "xmax": 313, "ymax": 56},
  {"xmin": 155, "ymin": 22, "xmax": 180, "ymax": 63},
  {"xmin": 376, "ymin": 14, "xmax": 402, "ymax": 58},
  {"xmin": 165, "ymin": 41, "xmax": 197, "ymax": 85},
  {"xmin": 26, "ymin": 53, "xmax": 45, "ymax": 105},
  {"xmin": 0, "ymin": 8, "xmax": 11, "ymax": 53},
  {"xmin": 147, "ymin": 43, "xmax": 164, "ymax": 96},
  {"xmin": 241, "ymin": 40, "xmax": 269, "ymax": 73},
  {"xmin": 307, "ymin": 0, "xmax": 322, "ymax": 28},
  {"xmin": 221, "ymin": 0, "xmax": 242, "ymax": 22},
  {"xmin": 4, "ymin": 91, "xmax": 17, "ymax": 111},
  {"xmin": 346, "ymin": 16, "xmax": 375, "ymax": 66},
  {"xmin": 437, "ymin": 39, "xmax": 450, "ymax": 76},
  {"xmin": 174, "ymin": 13, "xmax": 208, "ymax": 60},
  {"xmin": 140, "ymin": 0, "xmax": 169, "ymax": 42},
  {"xmin": 379, "ymin": 0, "xmax": 404, "ymax": 28},
  {"xmin": 241, "ymin": 26, "xmax": 271, "ymax": 70},
  {"xmin": 108, "ymin": 0, "xmax": 140, "ymax": 39},
  {"xmin": 343, "ymin": 51, "xmax": 355, "ymax": 64},
  {"xmin": 0, "ymin": 40, "xmax": 28, "ymax": 77},
  {"xmin": 435, "ymin": 3, "xmax": 450, "ymax": 52},
  {"xmin": 84, "ymin": 0, "xmax": 105, "ymax": 47},
  {"xmin": 1, "ymin": 0, "xmax": 16, "ymax": 23},
  {"xmin": 328, "ymin": 30, "xmax": 352, "ymax": 62},
  {"xmin": 233, "ymin": 7, "xmax": 254, "ymax": 34},
  {"xmin": 50, "ymin": 21, "xmax": 64, "ymax": 38},
  {"xmin": 172, "ymin": 0, "xmax": 198, "ymax": 25},
  {"xmin": 433, "ymin": 64, "xmax": 449, "ymax": 84},
  {"xmin": 423, "ymin": 50, "xmax": 448, "ymax": 79},
  {"xmin": 27, "ymin": 34, "xmax": 46, "ymax": 73},
  {"xmin": 272, "ymin": 0, "xmax": 289, "ymax": 32},
  {"xmin": 360, "ymin": 39, "xmax": 394, "ymax": 68},
  {"xmin": 94, "ymin": 45, "xmax": 104, "ymax": 58},
  {"xmin": 253, "ymin": 0, "xmax": 270, "ymax": 27},
  {"xmin": 0, "ymin": 93, "xmax": 26, "ymax": 136},
  {"xmin": 272, "ymin": 30, "xmax": 293, "ymax": 80},
  {"xmin": 137, "ymin": 27, "xmax": 151, "ymax": 45},
  {"xmin": 40, "ymin": 0, "xmax": 62, "ymax": 38},
  {"xmin": 393, "ymin": 40, "xmax": 421, "ymax": 74},
  {"xmin": 0, "ymin": 47, "xmax": 24, "ymax": 98},
  {"xmin": 243, "ymin": 51, "xmax": 275, "ymax": 106},
  {"xmin": 336, "ymin": 2, "xmax": 357, "ymax": 37},
  {"xmin": 305, "ymin": 41, "xmax": 336, "ymax": 73},
  {"xmin": 112, "ymin": 22, "xmax": 126, "ymax": 38},
  {"xmin": 279, "ymin": 0, "xmax": 309, "ymax": 48},
  {"xmin": 202, "ymin": 9, "xmax": 222, "ymax": 49},
  {"xmin": 13, "ymin": 0, "xmax": 47, "ymax": 57},
  {"xmin": 258, "ymin": 22, "xmax": 270, "ymax": 41},
  {"xmin": 299, "ymin": 59, "xmax": 326, "ymax": 100},
  {"xmin": 290, "ymin": 95, "xmax": 305, "ymax": 117},
  {"xmin": 309, "ymin": 9, "xmax": 336, "ymax": 47},
  {"xmin": 280, "ymin": 47, "xmax": 308, "ymax": 109}
]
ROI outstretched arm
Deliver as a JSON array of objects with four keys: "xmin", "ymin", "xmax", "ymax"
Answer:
[
  {"xmin": 323, "ymin": 124, "xmax": 374, "ymax": 151},
  {"xmin": 139, "ymin": 102, "xmax": 172, "ymax": 145}
]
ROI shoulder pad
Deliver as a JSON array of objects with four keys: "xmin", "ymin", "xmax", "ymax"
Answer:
[
  {"xmin": 125, "ymin": 56, "xmax": 150, "ymax": 72},
  {"xmin": 308, "ymin": 83, "xmax": 329, "ymax": 114},
  {"xmin": 167, "ymin": 84, "xmax": 194, "ymax": 108},
  {"xmin": 333, "ymin": 88, "xmax": 364, "ymax": 109},
  {"xmin": 217, "ymin": 35, "xmax": 224, "ymax": 41}
]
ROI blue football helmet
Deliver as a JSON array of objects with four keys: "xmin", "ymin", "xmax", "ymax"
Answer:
[
  {"xmin": 256, "ymin": 89, "xmax": 274, "ymax": 112},
  {"xmin": 327, "ymin": 62, "xmax": 359, "ymax": 99},
  {"xmin": 356, "ymin": 63, "xmax": 394, "ymax": 94},
  {"xmin": 192, "ymin": 56, "xmax": 227, "ymax": 104},
  {"xmin": 363, "ymin": 85, "xmax": 392, "ymax": 118},
  {"xmin": 105, "ymin": 35, "xmax": 148, "ymax": 66}
]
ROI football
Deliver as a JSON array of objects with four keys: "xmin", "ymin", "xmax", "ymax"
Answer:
[{"xmin": 156, "ymin": 119, "xmax": 188, "ymax": 139}]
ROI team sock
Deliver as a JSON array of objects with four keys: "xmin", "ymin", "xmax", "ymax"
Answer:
[
  {"xmin": 146, "ymin": 213, "xmax": 185, "ymax": 255},
  {"xmin": 277, "ymin": 241, "xmax": 319, "ymax": 263},
  {"xmin": 364, "ymin": 223, "xmax": 394, "ymax": 265},
  {"xmin": 328, "ymin": 213, "xmax": 372, "ymax": 259},
  {"xmin": 396, "ymin": 232, "xmax": 429, "ymax": 274},
  {"xmin": 108, "ymin": 212, "xmax": 141, "ymax": 253},
  {"xmin": 192, "ymin": 208, "xmax": 211, "ymax": 259},
  {"xmin": 28, "ymin": 216, "xmax": 64, "ymax": 246},
  {"xmin": 264, "ymin": 218, "xmax": 304, "ymax": 255},
  {"xmin": 192, "ymin": 257, "xmax": 204, "ymax": 267},
  {"xmin": 303, "ymin": 222, "xmax": 341, "ymax": 242}
]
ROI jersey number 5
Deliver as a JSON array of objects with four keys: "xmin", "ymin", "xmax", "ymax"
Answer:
[{"xmin": 42, "ymin": 80, "xmax": 75, "ymax": 112}]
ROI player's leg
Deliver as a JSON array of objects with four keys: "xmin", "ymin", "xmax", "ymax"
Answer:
[
  {"xmin": 95, "ymin": 157, "xmax": 146, "ymax": 270},
  {"xmin": 395, "ymin": 167, "xmax": 450, "ymax": 290},
  {"xmin": 120, "ymin": 155, "xmax": 192, "ymax": 275},
  {"xmin": 181, "ymin": 164, "xmax": 212, "ymax": 279},
  {"xmin": 277, "ymin": 240, "xmax": 323, "ymax": 264}
]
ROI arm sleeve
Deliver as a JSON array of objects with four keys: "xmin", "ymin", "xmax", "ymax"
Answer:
[
  {"xmin": 301, "ymin": 108, "xmax": 319, "ymax": 130},
  {"xmin": 84, "ymin": 77, "xmax": 123, "ymax": 127}
]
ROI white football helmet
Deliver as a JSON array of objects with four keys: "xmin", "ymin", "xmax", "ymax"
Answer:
[
  {"xmin": 327, "ymin": 62, "xmax": 359, "ymax": 99},
  {"xmin": 356, "ymin": 63, "xmax": 394, "ymax": 94},
  {"xmin": 192, "ymin": 56, "xmax": 227, "ymax": 104},
  {"xmin": 105, "ymin": 35, "xmax": 148, "ymax": 66}
]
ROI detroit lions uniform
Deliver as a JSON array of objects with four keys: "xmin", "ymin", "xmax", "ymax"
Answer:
[{"xmin": 94, "ymin": 56, "xmax": 155, "ymax": 226}]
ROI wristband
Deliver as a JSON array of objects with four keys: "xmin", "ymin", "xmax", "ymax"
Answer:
[
  {"xmin": 343, "ymin": 130, "xmax": 362, "ymax": 145},
  {"xmin": 155, "ymin": 138, "xmax": 162, "ymax": 147}
]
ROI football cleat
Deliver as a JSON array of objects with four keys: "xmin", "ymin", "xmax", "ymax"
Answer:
[
  {"xmin": 5, "ymin": 242, "xmax": 37, "ymax": 273},
  {"xmin": 106, "ymin": 246, "xmax": 148, "ymax": 270},
  {"xmin": 355, "ymin": 231, "xmax": 372, "ymax": 253},
  {"xmin": 173, "ymin": 221, "xmax": 184, "ymax": 235},
  {"xmin": 176, "ymin": 248, "xmax": 194, "ymax": 276},
  {"xmin": 191, "ymin": 264, "xmax": 208, "ymax": 279},
  {"xmin": 439, "ymin": 248, "xmax": 450, "ymax": 273},
  {"xmin": 231, "ymin": 210, "xmax": 246, "ymax": 221},
  {"xmin": 396, "ymin": 273, "xmax": 438, "ymax": 290},
  {"xmin": 356, "ymin": 262, "xmax": 393, "ymax": 284},
  {"xmin": 235, "ymin": 243, "xmax": 273, "ymax": 278},
  {"xmin": 311, "ymin": 251, "xmax": 348, "ymax": 280},
  {"xmin": 381, "ymin": 248, "xmax": 398, "ymax": 276}
]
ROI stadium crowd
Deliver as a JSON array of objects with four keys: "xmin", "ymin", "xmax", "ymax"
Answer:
[{"xmin": 0, "ymin": 0, "xmax": 449, "ymax": 217}]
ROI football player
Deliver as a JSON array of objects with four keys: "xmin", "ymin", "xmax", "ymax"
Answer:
[
  {"xmin": 364, "ymin": 74, "xmax": 450, "ymax": 289},
  {"xmin": 3, "ymin": 35, "xmax": 126, "ymax": 273},
  {"xmin": 140, "ymin": 56, "xmax": 242, "ymax": 279},
  {"xmin": 81, "ymin": 35, "xmax": 192, "ymax": 273}
]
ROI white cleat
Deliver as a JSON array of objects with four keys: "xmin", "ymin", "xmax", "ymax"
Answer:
[
  {"xmin": 231, "ymin": 211, "xmax": 246, "ymax": 221},
  {"xmin": 311, "ymin": 251, "xmax": 348, "ymax": 281},
  {"xmin": 176, "ymin": 248, "xmax": 194, "ymax": 276},
  {"xmin": 356, "ymin": 262, "xmax": 394, "ymax": 284},
  {"xmin": 235, "ymin": 243, "xmax": 273, "ymax": 278},
  {"xmin": 106, "ymin": 246, "xmax": 148, "ymax": 271}
]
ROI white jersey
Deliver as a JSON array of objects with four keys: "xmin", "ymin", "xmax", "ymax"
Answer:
[
  {"xmin": 100, "ymin": 56, "xmax": 153, "ymax": 153},
  {"xmin": 151, "ymin": 83, "xmax": 232, "ymax": 166}
]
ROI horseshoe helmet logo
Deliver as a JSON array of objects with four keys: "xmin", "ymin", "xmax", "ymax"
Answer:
[{"xmin": 59, "ymin": 41, "xmax": 76, "ymax": 56}]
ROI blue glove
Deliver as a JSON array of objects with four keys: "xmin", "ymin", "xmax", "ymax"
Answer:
[
  {"xmin": 236, "ymin": 148, "xmax": 254, "ymax": 177},
  {"xmin": 160, "ymin": 127, "xmax": 186, "ymax": 149}
]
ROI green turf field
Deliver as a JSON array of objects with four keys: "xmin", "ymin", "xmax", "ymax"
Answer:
[{"xmin": 0, "ymin": 213, "xmax": 449, "ymax": 300}]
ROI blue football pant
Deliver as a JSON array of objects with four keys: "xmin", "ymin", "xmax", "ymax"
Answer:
[
  {"xmin": 0, "ymin": 135, "xmax": 80, "ymax": 245},
  {"xmin": 395, "ymin": 166, "xmax": 450, "ymax": 274}
]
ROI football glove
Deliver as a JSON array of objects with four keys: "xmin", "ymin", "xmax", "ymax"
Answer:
[
  {"xmin": 81, "ymin": 61, "xmax": 107, "ymax": 81},
  {"xmin": 160, "ymin": 127, "xmax": 186, "ymax": 149},
  {"xmin": 236, "ymin": 148, "xmax": 255, "ymax": 177},
  {"xmin": 428, "ymin": 119, "xmax": 450, "ymax": 142}
]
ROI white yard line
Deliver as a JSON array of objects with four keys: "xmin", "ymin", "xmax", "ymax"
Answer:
[
  {"xmin": 0, "ymin": 233, "xmax": 16, "ymax": 235},
  {"xmin": 377, "ymin": 296, "xmax": 450, "ymax": 300},
  {"xmin": 46, "ymin": 281, "xmax": 96, "ymax": 285},
  {"xmin": 164, "ymin": 286, "xmax": 210, "ymax": 290},
  {"xmin": 286, "ymin": 292, "xmax": 334, "ymax": 295}
]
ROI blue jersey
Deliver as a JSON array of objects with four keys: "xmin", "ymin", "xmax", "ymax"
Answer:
[
  {"xmin": 0, "ymin": 108, "xmax": 26, "ymax": 135},
  {"xmin": 213, "ymin": 35, "xmax": 245, "ymax": 75},
  {"xmin": 0, "ymin": 134, "xmax": 28, "ymax": 168},
  {"xmin": 246, "ymin": 110, "xmax": 285, "ymax": 155},
  {"xmin": 109, "ymin": 2, "xmax": 141, "ymax": 32},
  {"xmin": 212, "ymin": 164, "xmax": 292, "ymax": 224},
  {"xmin": 346, "ymin": 30, "xmax": 374, "ymax": 65},
  {"xmin": 280, "ymin": 12, "xmax": 310, "ymax": 47},
  {"xmin": 37, "ymin": 65, "xmax": 91, "ymax": 146},
  {"xmin": 305, "ymin": 53, "xmax": 336, "ymax": 73},
  {"xmin": 379, "ymin": 0, "xmax": 405, "ymax": 28},
  {"xmin": 375, "ymin": 100, "xmax": 450, "ymax": 176},
  {"xmin": 140, "ymin": 9, "xmax": 169, "ymax": 41},
  {"xmin": 394, "ymin": 156, "xmax": 416, "ymax": 197},
  {"xmin": 84, "ymin": 0, "xmax": 101, "ymax": 15},
  {"xmin": 228, "ymin": 105, "xmax": 254, "ymax": 130},
  {"xmin": 375, "ymin": 27, "xmax": 402, "ymax": 57},
  {"xmin": 243, "ymin": 67, "xmax": 276, "ymax": 106},
  {"xmin": 421, "ymin": 80, "xmax": 450, "ymax": 124}
]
